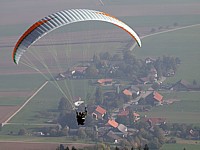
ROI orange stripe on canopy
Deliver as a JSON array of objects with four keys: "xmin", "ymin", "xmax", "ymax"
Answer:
[{"xmin": 12, "ymin": 19, "xmax": 50, "ymax": 63}]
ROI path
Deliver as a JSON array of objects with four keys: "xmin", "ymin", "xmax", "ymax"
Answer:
[
  {"xmin": 2, "ymin": 81, "xmax": 48, "ymax": 126},
  {"xmin": 130, "ymin": 23, "xmax": 200, "ymax": 51},
  {"xmin": 5, "ymin": 122, "xmax": 57, "ymax": 126}
]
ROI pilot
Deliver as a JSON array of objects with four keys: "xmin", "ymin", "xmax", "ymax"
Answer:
[{"xmin": 76, "ymin": 107, "xmax": 87, "ymax": 125}]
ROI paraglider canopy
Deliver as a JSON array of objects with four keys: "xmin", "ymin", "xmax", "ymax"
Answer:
[{"xmin": 12, "ymin": 9, "xmax": 141, "ymax": 64}]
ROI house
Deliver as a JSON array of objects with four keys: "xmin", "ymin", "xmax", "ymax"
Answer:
[
  {"xmin": 71, "ymin": 66, "xmax": 88, "ymax": 74},
  {"xmin": 165, "ymin": 69, "xmax": 175, "ymax": 77},
  {"xmin": 118, "ymin": 108, "xmax": 129, "ymax": 117},
  {"xmin": 122, "ymin": 86, "xmax": 140, "ymax": 99},
  {"xmin": 133, "ymin": 112, "xmax": 140, "ymax": 122},
  {"xmin": 139, "ymin": 77, "xmax": 151, "ymax": 84},
  {"xmin": 123, "ymin": 89, "xmax": 132, "ymax": 96},
  {"xmin": 189, "ymin": 129, "xmax": 200, "ymax": 139},
  {"xmin": 97, "ymin": 79, "xmax": 113, "ymax": 86},
  {"xmin": 107, "ymin": 130, "xmax": 122, "ymax": 143},
  {"xmin": 146, "ymin": 91, "xmax": 163, "ymax": 106},
  {"xmin": 149, "ymin": 68, "xmax": 158, "ymax": 78},
  {"xmin": 107, "ymin": 119, "xmax": 119, "ymax": 128},
  {"xmin": 170, "ymin": 79, "xmax": 200, "ymax": 91},
  {"xmin": 145, "ymin": 117, "xmax": 166, "ymax": 127},
  {"xmin": 34, "ymin": 132, "xmax": 45, "ymax": 136},
  {"xmin": 130, "ymin": 86, "xmax": 140, "ymax": 95},
  {"xmin": 127, "ymin": 85, "xmax": 140, "ymax": 98},
  {"xmin": 145, "ymin": 57, "xmax": 156, "ymax": 64},
  {"xmin": 71, "ymin": 66, "xmax": 88, "ymax": 79},
  {"xmin": 118, "ymin": 109, "xmax": 140, "ymax": 122},
  {"xmin": 98, "ymin": 126, "xmax": 112, "ymax": 136},
  {"xmin": 92, "ymin": 105, "xmax": 107, "ymax": 120},
  {"xmin": 117, "ymin": 124, "xmax": 128, "ymax": 135}
]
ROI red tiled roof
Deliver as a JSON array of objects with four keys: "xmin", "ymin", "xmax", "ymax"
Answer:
[
  {"xmin": 118, "ymin": 110, "xmax": 129, "ymax": 116},
  {"xmin": 153, "ymin": 91, "xmax": 163, "ymax": 102},
  {"xmin": 95, "ymin": 105, "xmax": 106, "ymax": 115},
  {"xmin": 123, "ymin": 89, "xmax": 132, "ymax": 96},
  {"xmin": 71, "ymin": 66, "xmax": 87, "ymax": 73},
  {"xmin": 107, "ymin": 119, "xmax": 119, "ymax": 128},
  {"xmin": 145, "ymin": 117, "xmax": 166, "ymax": 126},
  {"xmin": 97, "ymin": 79, "xmax": 113, "ymax": 84},
  {"xmin": 133, "ymin": 112, "xmax": 140, "ymax": 117}
]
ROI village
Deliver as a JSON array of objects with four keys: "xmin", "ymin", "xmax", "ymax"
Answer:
[{"xmin": 47, "ymin": 51, "xmax": 200, "ymax": 149}]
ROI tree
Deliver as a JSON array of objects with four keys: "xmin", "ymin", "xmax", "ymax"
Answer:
[
  {"xmin": 123, "ymin": 51, "xmax": 137, "ymax": 64},
  {"xmin": 140, "ymin": 128, "xmax": 151, "ymax": 140},
  {"xmin": 99, "ymin": 52, "xmax": 112, "ymax": 60},
  {"xmin": 86, "ymin": 65, "xmax": 98, "ymax": 77},
  {"xmin": 85, "ymin": 115, "xmax": 94, "ymax": 127},
  {"xmin": 129, "ymin": 109, "xmax": 135, "ymax": 127},
  {"xmin": 93, "ymin": 54, "xmax": 100, "ymax": 64},
  {"xmin": 65, "ymin": 146, "xmax": 70, "ymax": 150},
  {"xmin": 149, "ymin": 137, "xmax": 161, "ymax": 149},
  {"xmin": 115, "ymin": 147, "xmax": 120, "ymax": 150},
  {"xmin": 95, "ymin": 86, "xmax": 103, "ymax": 104},
  {"xmin": 193, "ymin": 80, "xmax": 197, "ymax": 85},
  {"xmin": 71, "ymin": 146, "xmax": 77, "ymax": 150},
  {"xmin": 58, "ymin": 97, "xmax": 71, "ymax": 112},
  {"xmin": 49, "ymin": 128, "xmax": 58, "ymax": 136},
  {"xmin": 59, "ymin": 127, "xmax": 69, "ymax": 136},
  {"xmin": 78, "ymin": 128, "xmax": 87, "ymax": 139},
  {"xmin": 153, "ymin": 126, "xmax": 165, "ymax": 144},
  {"xmin": 134, "ymin": 136, "xmax": 141, "ymax": 148},
  {"xmin": 59, "ymin": 144, "xmax": 65, "ymax": 150},
  {"xmin": 154, "ymin": 58, "xmax": 163, "ymax": 78},
  {"xmin": 57, "ymin": 111, "xmax": 78, "ymax": 128},
  {"xmin": 18, "ymin": 128, "xmax": 27, "ymax": 135},
  {"xmin": 151, "ymin": 82, "xmax": 160, "ymax": 90},
  {"xmin": 116, "ymin": 116, "xmax": 129, "ymax": 125},
  {"xmin": 160, "ymin": 122, "xmax": 172, "ymax": 131},
  {"xmin": 143, "ymin": 144, "xmax": 149, "ymax": 150},
  {"xmin": 112, "ymin": 54, "xmax": 122, "ymax": 61}
]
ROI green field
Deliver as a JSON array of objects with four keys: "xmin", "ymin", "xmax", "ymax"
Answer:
[
  {"xmin": 6, "ymin": 24, "xmax": 200, "ymax": 125},
  {"xmin": 0, "ymin": 74, "xmax": 45, "ymax": 90},
  {"xmin": 162, "ymin": 143, "xmax": 200, "ymax": 150},
  {"xmin": 8, "ymin": 79, "xmax": 95, "ymax": 124},
  {"xmin": 135, "ymin": 25, "xmax": 200, "ymax": 83},
  {"xmin": 140, "ymin": 91, "xmax": 200, "ymax": 124},
  {"xmin": 2, "ymin": 14, "xmax": 200, "ymax": 121},
  {"xmin": 106, "ymin": 0, "xmax": 200, "ymax": 5}
]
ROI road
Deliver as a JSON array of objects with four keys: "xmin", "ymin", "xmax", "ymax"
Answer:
[
  {"xmin": 130, "ymin": 23, "xmax": 200, "ymax": 51},
  {"xmin": 2, "ymin": 81, "xmax": 48, "ymax": 127}
]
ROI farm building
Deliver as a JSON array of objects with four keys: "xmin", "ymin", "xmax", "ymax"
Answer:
[
  {"xmin": 170, "ymin": 79, "xmax": 200, "ymax": 91},
  {"xmin": 92, "ymin": 105, "xmax": 107, "ymax": 120},
  {"xmin": 145, "ymin": 91, "xmax": 163, "ymax": 106}
]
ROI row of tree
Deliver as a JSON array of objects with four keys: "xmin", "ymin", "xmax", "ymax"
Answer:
[{"xmin": 56, "ymin": 144, "xmax": 149, "ymax": 150}]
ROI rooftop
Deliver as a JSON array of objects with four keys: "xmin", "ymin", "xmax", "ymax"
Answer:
[
  {"xmin": 107, "ymin": 119, "xmax": 119, "ymax": 128},
  {"xmin": 123, "ymin": 89, "xmax": 132, "ymax": 96},
  {"xmin": 153, "ymin": 91, "xmax": 163, "ymax": 102},
  {"xmin": 95, "ymin": 105, "xmax": 106, "ymax": 115}
]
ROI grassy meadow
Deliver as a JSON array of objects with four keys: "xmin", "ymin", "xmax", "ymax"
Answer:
[
  {"xmin": 5, "ymin": 23, "xmax": 200, "ymax": 125},
  {"xmin": 8, "ymin": 79, "xmax": 95, "ymax": 124},
  {"xmin": 162, "ymin": 143, "xmax": 200, "ymax": 150},
  {"xmin": 135, "ymin": 25, "xmax": 200, "ymax": 83},
  {"xmin": 140, "ymin": 91, "xmax": 200, "ymax": 124}
]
